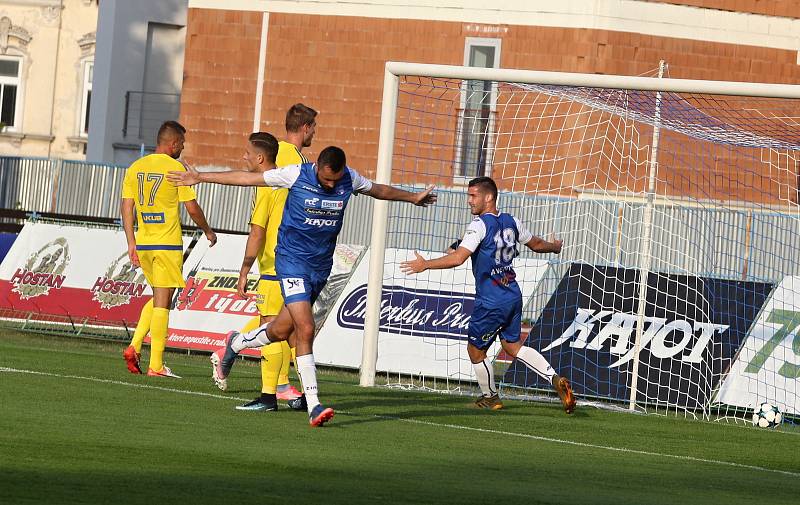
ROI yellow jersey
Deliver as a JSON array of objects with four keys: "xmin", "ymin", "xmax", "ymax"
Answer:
[
  {"xmin": 121, "ymin": 153, "xmax": 197, "ymax": 247},
  {"xmin": 250, "ymin": 141, "xmax": 308, "ymax": 276}
]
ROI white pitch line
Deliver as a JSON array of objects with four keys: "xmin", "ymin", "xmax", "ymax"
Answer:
[
  {"xmin": 1, "ymin": 366, "xmax": 798, "ymax": 479},
  {"xmin": 0, "ymin": 366, "xmax": 251, "ymax": 403},
  {"xmin": 373, "ymin": 415, "xmax": 800, "ymax": 478}
]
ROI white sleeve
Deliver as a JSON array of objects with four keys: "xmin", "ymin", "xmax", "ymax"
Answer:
[
  {"xmin": 513, "ymin": 216, "xmax": 534, "ymax": 244},
  {"xmin": 459, "ymin": 218, "xmax": 486, "ymax": 252},
  {"xmin": 347, "ymin": 167, "xmax": 374, "ymax": 194},
  {"xmin": 262, "ymin": 164, "xmax": 302, "ymax": 188}
]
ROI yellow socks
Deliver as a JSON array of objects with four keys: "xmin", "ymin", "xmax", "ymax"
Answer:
[
  {"xmin": 148, "ymin": 307, "xmax": 169, "ymax": 372},
  {"xmin": 130, "ymin": 299, "xmax": 154, "ymax": 353},
  {"xmin": 278, "ymin": 340, "xmax": 292, "ymax": 386},
  {"xmin": 260, "ymin": 342, "xmax": 284, "ymax": 394}
]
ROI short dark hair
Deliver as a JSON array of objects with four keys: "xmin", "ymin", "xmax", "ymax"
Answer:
[
  {"xmin": 156, "ymin": 120, "xmax": 186, "ymax": 144},
  {"xmin": 248, "ymin": 132, "xmax": 278, "ymax": 164},
  {"xmin": 317, "ymin": 146, "xmax": 346, "ymax": 173},
  {"xmin": 285, "ymin": 103, "xmax": 317, "ymax": 133},
  {"xmin": 468, "ymin": 176, "xmax": 498, "ymax": 201}
]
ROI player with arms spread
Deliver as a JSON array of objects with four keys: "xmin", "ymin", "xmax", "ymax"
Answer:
[
  {"xmin": 121, "ymin": 121, "xmax": 217, "ymax": 378},
  {"xmin": 168, "ymin": 136, "xmax": 437, "ymax": 426},
  {"xmin": 211, "ymin": 104, "xmax": 318, "ymax": 411},
  {"xmin": 401, "ymin": 176, "xmax": 576, "ymax": 413}
]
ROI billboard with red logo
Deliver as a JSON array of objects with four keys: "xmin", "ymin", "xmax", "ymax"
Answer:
[{"xmin": 0, "ymin": 223, "xmax": 192, "ymax": 324}]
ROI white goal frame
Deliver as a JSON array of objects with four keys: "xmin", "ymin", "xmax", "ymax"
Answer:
[{"xmin": 359, "ymin": 61, "xmax": 800, "ymax": 411}]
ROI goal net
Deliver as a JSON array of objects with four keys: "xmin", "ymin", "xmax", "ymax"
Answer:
[{"xmin": 359, "ymin": 62, "xmax": 800, "ymax": 423}]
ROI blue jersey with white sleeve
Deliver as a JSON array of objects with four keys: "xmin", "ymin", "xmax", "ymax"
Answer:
[
  {"xmin": 261, "ymin": 163, "xmax": 373, "ymax": 276},
  {"xmin": 459, "ymin": 212, "xmax": 534, "ymax": 307}
]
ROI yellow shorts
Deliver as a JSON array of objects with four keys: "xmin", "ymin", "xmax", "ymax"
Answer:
[
  {"xmin": 255, "ymin": 278, "xmax": 284, "ymax": 317},
  {"xmin": 137, "ymin": 249, "xmax": 185, "ymax": 288}
]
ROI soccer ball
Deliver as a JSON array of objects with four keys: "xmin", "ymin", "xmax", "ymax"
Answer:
[{"xmin": 751, "ymin": 402, "xmax": 782, "ymax": 428}]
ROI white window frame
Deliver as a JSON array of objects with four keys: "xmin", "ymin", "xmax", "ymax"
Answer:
[
  {"xmin": 79, "ymin": 59, "xmax": 93, "ymax": 137},
  {"xmin": 453, "ymin": 37, "xmax": 502, "ymax": 185},
  {"xmin": 0, "ymin": 55, "xmax": 23, "ymax": 131}
]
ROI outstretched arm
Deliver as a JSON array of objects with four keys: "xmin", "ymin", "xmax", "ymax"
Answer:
[
  {"xmin": 400, "ymin": 247, "xmax": 471, "ymax": 274},
  {"xmin": 364, "ymin": 183, "xmax": 437, "ymax": 207},
  {"xmin": 168, "ymin": 170, "xmax": 267, "ymax": 188},
  {"xmin": 184, "ymin": 199, "xmax": 217, "ymax": 246}
]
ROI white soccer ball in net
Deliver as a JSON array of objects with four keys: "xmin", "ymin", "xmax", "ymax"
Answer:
[{"xmin": 751, "ymin": 402, "xmax": 783, "ymax": 428}]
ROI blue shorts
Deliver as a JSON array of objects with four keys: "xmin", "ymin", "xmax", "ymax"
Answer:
[
  {"xmin": 467, "ymin": 298, "xmax": 523, "ymax": 350},
  {"xmin": 278, "ymin": 270, "xmax": 328, "ymax": 305}
]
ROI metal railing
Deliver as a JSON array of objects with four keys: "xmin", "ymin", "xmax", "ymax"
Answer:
[{"xmin": 3, "ymin": 156, "xmax": 800, "ymax": 285}]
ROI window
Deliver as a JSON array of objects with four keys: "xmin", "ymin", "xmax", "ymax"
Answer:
[
  {"xmin": 456, "ymin": 38, "xmax": 501, "ymax": 179},
  {"xmin": 80, "ymin": 61, "xmax": 93, "ymax": 136},
  {"xmin": 0, "ymin": 57, "xmax": 21, "ymax": 129}
]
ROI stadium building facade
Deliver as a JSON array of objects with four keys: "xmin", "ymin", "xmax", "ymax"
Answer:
[
  {"xmin": 181, "ymin": 0, "xmax": 800, "ymax": 188},
  {"xmin": 0, "ymin": 0, "xmax": 98, "ymax": 159}
]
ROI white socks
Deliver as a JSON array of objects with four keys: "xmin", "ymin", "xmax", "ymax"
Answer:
[
  {"xmin": 516, "ymin": 346, "xmax": 556, "ymax": 383},
  {"xmin": 295, "ymin": 353, "xmax": 320, "ymax": 413},
  {"xmin": 231, "ymin": 322, "xmax": 272, "ymax": 353},
  {"xmin": 472, "ymin": 358, "xmax": 496, "ymax": 396}
]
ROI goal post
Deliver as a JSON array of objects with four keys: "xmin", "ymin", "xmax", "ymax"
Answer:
[{"xmin": 359, "ymin": 61, "xmax": 800, "ymax": 420}]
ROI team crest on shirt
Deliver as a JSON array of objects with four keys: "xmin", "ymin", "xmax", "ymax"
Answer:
[
  {"xmin": 10, "ymin": 238, "xmax": 70, "ymax": 299},
  {"xmin": 90, "ymin": 252, "xmax": 148, "ymax": 308}
]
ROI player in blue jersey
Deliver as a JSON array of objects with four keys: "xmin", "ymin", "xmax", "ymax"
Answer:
[
  {"xmin": 168, "ymin": 135, "xmax": 436, "ymax": 426},
  {"xmin": 401, "ymin": 176, "xmax": 576, "ymax": 413}
]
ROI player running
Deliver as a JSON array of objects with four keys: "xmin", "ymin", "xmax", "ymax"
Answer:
[
  {"xmin": 168, "ymin": 136, "xmax": 436, "ymax": 426},
  {"xmin": 211, "ymin": 105, "xmax": 318, "ymax": 411},
  {"xmin": 400, "ymin": 176, "xmax": 576, "ymax": 414},
  {"xmin": 122, "ymin": 121, "xmax": 217, "ymax": 378}
]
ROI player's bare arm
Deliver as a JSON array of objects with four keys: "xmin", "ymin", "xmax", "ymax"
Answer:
[
  {"xmin": 365, "ymin": 183, "xmax": 437, "ymax": 207},
  {"xmin": 236, "ymin": 224, "xmax": 266, "ymax": 299},
  {"xmin": 183, "ymin": 199, "xmax": 218, "ymax": 247},
  {"xmin": 400, "ymin": 247, "xmax": 471, "ymax": 274},
  {"xmin": 168, "ymin": 169, "xmax": 267, "ymax": 188},
  {"xmin": 120, "ymin": 198, "xmax": 140, "ymax": 267},
  {"xmin": 526, "ymin": 234, "xmax": 563, "ymax": 254}
]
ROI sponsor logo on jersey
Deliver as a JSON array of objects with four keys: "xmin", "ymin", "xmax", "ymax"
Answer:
[
  {"xmin": 303, "ymin": 217, "xmax": 338, "ymax": 227},
  {"xmin": 91, "ymin": 252, "xmax": 148, "ymax": 308},
  {"xmin": 321, "ymin": 200, "xmax": 344, "ymax": 210},
  {"xmin": 337, "ymin": 284, "xmax": 474, "ymax": 339},
  {"xmin": 141, "ymin": 212, "xmax": 165, "ymax": 224},
  {"xmin": 305, "ymin": 208, "xmax": 340, "ymax": 217},
  {"xmin": 304, "ymin": 197, "xmax": 320, "ymax": 207},
  {"xmin": 11, "ymin": 238, "xmax": 70, "ymax": 299}
]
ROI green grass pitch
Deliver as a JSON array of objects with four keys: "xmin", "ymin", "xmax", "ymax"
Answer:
[{"xmin": 0, "ymin": 330, "xmax": 798, "ymax": 505}]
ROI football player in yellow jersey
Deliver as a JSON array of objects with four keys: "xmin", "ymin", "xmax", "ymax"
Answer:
[
  {"xmin": 211, "ymin": 104, "xmax": 317, "ymax": 412},
  {"xmin": 121, "ymin": 121, "xmax": 217, "ymax": 378}
]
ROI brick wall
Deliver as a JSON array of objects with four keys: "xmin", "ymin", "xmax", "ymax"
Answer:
[
  {"xmin": 180, "ymin": 9, "xmax": 800, "ymax": 203},
  {"xmin": 180, "ymin": 8, "xmax": 263, "ymax": 168}
]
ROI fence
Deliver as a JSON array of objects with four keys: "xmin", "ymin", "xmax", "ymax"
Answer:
[{"xmin": 2, "ymin": 155, "xmax": 800, "ymax": 285}]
